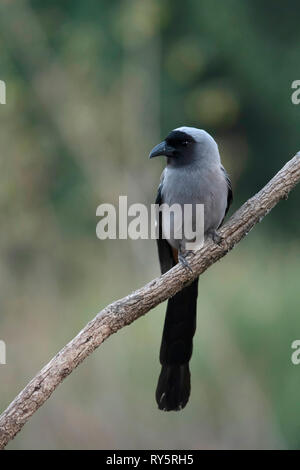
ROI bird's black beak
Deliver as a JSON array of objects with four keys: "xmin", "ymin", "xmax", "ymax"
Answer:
[{"xmin": 149, "ymin": 140, "xmax": 176, "ymax": 159}]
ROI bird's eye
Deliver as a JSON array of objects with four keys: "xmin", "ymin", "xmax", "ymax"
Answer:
[{"xmin": 182, "ymin": 140, "xmax": 189, "ymax": 147}]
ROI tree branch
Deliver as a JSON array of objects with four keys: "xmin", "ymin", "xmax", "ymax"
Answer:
[{"xmin": 1, "ymin": 153, "xmax": 300, "ymax": 449}]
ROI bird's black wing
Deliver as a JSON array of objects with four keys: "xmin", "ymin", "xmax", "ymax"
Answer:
[
  {"xmin": 155, "ymin": 171, "xmax": 175, "ymax": 274},
  {"xmin": 220, "ymin": 165, "xmax": 233, "ymax": 226}
]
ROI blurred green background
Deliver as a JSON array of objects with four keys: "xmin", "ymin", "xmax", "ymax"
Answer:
[{"xmin": 0, "ymin": 0, "xmax": 300, "ymax": 450}]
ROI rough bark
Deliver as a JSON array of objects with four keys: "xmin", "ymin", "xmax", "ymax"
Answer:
[{"xmin": 0, "ymin": 153, "xmax": 300, "ymax": 449}]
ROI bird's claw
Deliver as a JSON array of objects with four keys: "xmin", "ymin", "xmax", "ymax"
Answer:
[
  {"xmin": 208, "ymin": 229, "xmax": 223, "ymax": 246},
  {"xmin": 178, "ymin": 251, "xmax": 194, "ymax": 273}
]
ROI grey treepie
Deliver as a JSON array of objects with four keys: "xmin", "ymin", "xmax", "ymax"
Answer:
[{"xmin": 149, "ymin": 126, "xmax": 233, "ymax": 411}]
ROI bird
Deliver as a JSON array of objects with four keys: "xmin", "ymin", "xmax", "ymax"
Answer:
[{"xmin": 149, "ymin": 126, "xmax": 233, "ymax": 411}]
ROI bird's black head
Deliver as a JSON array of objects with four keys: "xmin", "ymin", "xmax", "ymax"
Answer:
[
  {"xmin": 149, "ymin": 126, "xmax": 218, "ymax": 166},
  {"xmin": 149, "ymin": 129, "xmax": 196, "ymax": 161}
]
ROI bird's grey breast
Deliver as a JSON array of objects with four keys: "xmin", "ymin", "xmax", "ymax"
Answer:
[{"xmin": 161, "ymin": 163, "xmax": 228, "ymax": 247}]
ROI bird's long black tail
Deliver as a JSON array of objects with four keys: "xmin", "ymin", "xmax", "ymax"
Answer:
[{"xmin": 156, "ymin": 277, "xmax": 199, "ymax": 411}]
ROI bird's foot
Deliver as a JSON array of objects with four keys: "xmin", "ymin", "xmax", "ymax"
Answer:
[
  {"xmin": 178, "ymin": 250, "xmax": 195, "ymax": 273},
  {"xmin": 207, "ymin": 229, "xmax": 223, "ymax": 246}
]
